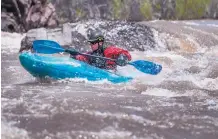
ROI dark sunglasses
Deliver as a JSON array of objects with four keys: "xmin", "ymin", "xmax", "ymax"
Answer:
[
  {"xmin": 89, "ymin": 37, "xmax": 104, "ymax": 44},
  {"xmin": 90, "ymin": 41, "xmax": 98, "ymax": 45}
]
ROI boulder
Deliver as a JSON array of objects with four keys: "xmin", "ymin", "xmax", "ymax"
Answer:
[
  {"xmin": 19, "ymin": 20, "xmax": 161, "ymax": 53},
  {"xmin": 1, "ymin": 12, "xmax": 20, "ymax": 32},
  {"xmin": 1, "ymin": 0, "xmax": 59, "ymax": 33},
  {"xmin": 25, "ymin": 0, "xmax": 59, "ymax": 30}
]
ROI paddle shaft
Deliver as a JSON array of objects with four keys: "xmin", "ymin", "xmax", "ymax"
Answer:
[{"xmin": 66, "ymin": 49, "xmax": 117, "ymax": 62}]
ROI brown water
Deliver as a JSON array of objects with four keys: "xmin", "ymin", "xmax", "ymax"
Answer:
[{"xmin": 1, "ymin": 20, "xmax": 218, "ymax": 139}]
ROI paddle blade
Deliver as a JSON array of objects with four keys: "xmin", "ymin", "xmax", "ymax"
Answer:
[
  {"xmin": 129, "ymin": 60, "xmax": 162, "ymax": 75},
  {"xmin": 33, "ymin": 40, "xmax": 65, "ymax": 54}
]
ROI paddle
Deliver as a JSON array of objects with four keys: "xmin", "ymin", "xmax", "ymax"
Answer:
[{"xmin": 33, "ymin": 40, "xmax": 162, "ymax": 75}]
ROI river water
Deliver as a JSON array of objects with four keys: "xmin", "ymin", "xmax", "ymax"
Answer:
[{"xmin": 1, "ymin": 20, "xmax": 218, "ymax": 139}]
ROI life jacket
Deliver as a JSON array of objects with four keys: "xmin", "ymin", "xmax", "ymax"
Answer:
[
  {"xmin": 74, "ymin": 45, "xmax": 131, "ymax": 70},
  {"xmin": 89, "ymin": 46, "xmax": 107, "ymax": 69}
]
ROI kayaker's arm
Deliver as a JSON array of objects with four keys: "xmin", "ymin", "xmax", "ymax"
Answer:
[
  {"xmin": 104, "ymin": 46, "xmax": 131, "ymax": 67},
  {"xmin": 104, "ymin": 46, "xmax": 131, "ymax": 61},
  {"xmin": 64, "ymin": 48, "xmax": 89, "ymax": 63}
]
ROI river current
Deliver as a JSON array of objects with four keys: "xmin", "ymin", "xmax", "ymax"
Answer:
[{"xmin": 1, "ymin": 20, "xmax": 218, "ymax": 139}]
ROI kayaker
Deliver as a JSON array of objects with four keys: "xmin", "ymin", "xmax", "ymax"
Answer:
[{"xmin": 71, "ymin": 29, "xmax": 131, "ymax": 70}]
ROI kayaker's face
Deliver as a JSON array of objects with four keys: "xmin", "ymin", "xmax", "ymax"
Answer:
[{"xmin": 90, "ymin": 41, "xmax": 103, "ymax": 51}]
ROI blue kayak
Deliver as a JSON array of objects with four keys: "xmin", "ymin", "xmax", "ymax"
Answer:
[{"xmin": 19, "ymin": 52, "xmax": 132, "ymax": 83}]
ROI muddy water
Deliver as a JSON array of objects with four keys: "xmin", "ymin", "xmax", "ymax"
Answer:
[{"xmin": 1, "ymin": 20, "xmax": 218, "ymax": 139}]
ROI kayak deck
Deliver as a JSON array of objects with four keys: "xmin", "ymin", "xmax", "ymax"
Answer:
[{"xmin": 19, "ymin": 52, "xmax": 132, "ymax": 83}]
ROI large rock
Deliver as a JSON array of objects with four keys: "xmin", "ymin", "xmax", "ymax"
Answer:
[
  {"xmin": 25, "ymin": 0, "xmax": 59, "ymax": 30},
  {"xmin": 1, "ymin": 0, "xmax": 59, "ymax": 33},
  {"xmin": 1, "ymin": 0, "xmax": 29, "ymax": 32},
  {"xmin": 19, "ymin": 20, "xmax": 164, "ymax": 53},
  {"xmin": 1, "ymin": 12, "xmax": 21, "ymax": 32}
]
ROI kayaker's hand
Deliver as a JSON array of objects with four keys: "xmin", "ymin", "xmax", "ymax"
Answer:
[{"xmin": 116, "ymin": 54, "xmax": 129, "ymax": 66}]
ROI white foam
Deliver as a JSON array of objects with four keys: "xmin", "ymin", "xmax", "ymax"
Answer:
[
  {"xmin": 151, "ymin": 28, "xmax": 168, "ymax": 51},
  {"xmin": 69, "ymin": 109, "xmax": 156, "ymax": 125},
  {"xmin": 56, "ymin": 77, "xmax": 112, "ymax": 85},
  {"xmin": 123, "ymin": 106, "xmax": 143, "ymax": 111},
  {"xmin": 206, "ymin": 24, "xmax": 218, "ymax": 28},
  {"xmin": 72, "ymin": 23, "xmax": 89, "ymax": 38},
  {"xmin": 183, "ymin": 21, "xmax": 200, "ymax": 26},
  {"xmin": 1, "ymin": 118, "xmax": 30, "ymax": 139},
  {"xmin": 1, "ymin": 32, "xmax": 26, "ymax": 53},
  {"xmin": 184, "ymin": 26, "xmax": 218, "ymax": 40},
  {"xmin": 206, "ymin": 99, "xmax": 218, "ymax": 110},
  {"xmin": 42, "ymin": 128, "xmax": 133, "ymax": 139},
  {"xmin": 142, "ymin": 88, "xmax": 176, "ymax": 98},
  {"xmin": 194, "ymin": 78, "xmax": 218, "ymax": 90}
]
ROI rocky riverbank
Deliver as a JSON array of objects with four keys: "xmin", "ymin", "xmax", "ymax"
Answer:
[
  {"xmin": 2, "ymin": 0, "xmax": 218, "ymax": 33},
  {"xmin": 2, "ymin": 0, "xmax": 59, "ymax": 32}
]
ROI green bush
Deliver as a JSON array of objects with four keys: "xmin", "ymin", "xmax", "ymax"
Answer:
[
  {"xmin": 112, "ymin": 0, "xmax": 123, "ymax": 19},
  {"xmin": 76, "ymin": 8, "xmax": 85, "ymax": 18},
  {"xmin": 140, "ymin": 0, "xmax": 152, "ymax": 20},
  {"xmin": 176, "ymin": 0, "xmax": 211, "ymax": 19}
]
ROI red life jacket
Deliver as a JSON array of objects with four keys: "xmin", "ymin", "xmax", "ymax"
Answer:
[{"xmin": 75, "ymin": 45, "xmax": 131, "ymax": 70}]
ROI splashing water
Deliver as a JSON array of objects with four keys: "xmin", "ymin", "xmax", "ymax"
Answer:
[{"xmin": 1, "ymin": 20, "xmax": 218, "ymax": 139}]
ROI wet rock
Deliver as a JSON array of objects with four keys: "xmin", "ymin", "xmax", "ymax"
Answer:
[
  {"xmin": 1, "ymin": 0, "xmax": 28, "ymax": 32},
  {"xmin": 1, "ymin": 12, "xmax": 20, "ymax": 32},
  {"xmin": 19, "ymin": 20, "xmax": 160, "ymax": 53},
  {"xmin": 19, "ymin": 35, "xmax": 33, "ymax": 52},
  {"xmin": 25, "ymin": 0, "xmax": 59, "ymax": 30},
  {"xmin": 1, "ymin": 0, "xmax": 59, "ymax": 33}
]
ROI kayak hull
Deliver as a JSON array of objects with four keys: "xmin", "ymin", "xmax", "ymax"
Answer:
[{"xmin": 19, "ymin": 52, "xmax": 132, "ymax": 83}]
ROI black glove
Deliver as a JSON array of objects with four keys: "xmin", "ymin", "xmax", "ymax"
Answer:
[
  {"xmin": 65, "ymin": 48, "xmax": 79, "ymax": 55},
  {"xmin": 116, "ymin": 54, "xmax": 129, "ymax": 66}
]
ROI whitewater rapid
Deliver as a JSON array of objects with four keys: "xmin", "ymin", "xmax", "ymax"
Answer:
[{"xmin": 1, "ymin": 20, "xmax": 218, "ymax": 139}]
